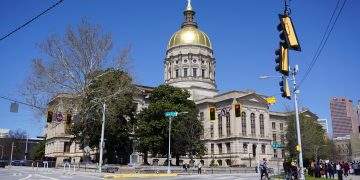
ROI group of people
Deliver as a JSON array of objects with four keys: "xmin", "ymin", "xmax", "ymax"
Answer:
[{"xmin": 307, "ymin": 160, "xmax": 360, "ymax": 179}]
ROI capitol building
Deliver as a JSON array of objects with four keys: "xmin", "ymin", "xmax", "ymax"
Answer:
[{"xmin": 44, "ymin": 1, "xmax": 317, "ymax": 167}]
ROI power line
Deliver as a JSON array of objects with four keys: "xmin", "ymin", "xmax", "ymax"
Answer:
[
  {"xmin": 297, "ymin": 0, "xmax": 347, "ymax": 88},
  {"xmin": 0, "ymin": 95, "xmax": 45, "ymax": 110},
  {"xmin": 0, "ymin": 0, "xmax": 64, "ymax": 42}
]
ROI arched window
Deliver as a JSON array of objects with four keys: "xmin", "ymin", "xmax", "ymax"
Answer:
[
  {"xmin": 241, "ymin": 112, "xmax": 246, "ymax": 136},
  {"xmin": 218, "ymin": 114, "xmax": 222, "ymax": 137},
  {"xmin": 226, "ymin": 112, "xmax": 231, "ymax": 137},
  {"xmin": 259, "ymin": 114, "xmax": 265, "ymax": 137},
  {"xmin": 251, "ymin": 113, "xmax": 255, "ymax": 136}
]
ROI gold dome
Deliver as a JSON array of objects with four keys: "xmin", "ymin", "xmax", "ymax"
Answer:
[{"xmin": 167, "ymin": 26, "xmax": 212, "ymax": 49}]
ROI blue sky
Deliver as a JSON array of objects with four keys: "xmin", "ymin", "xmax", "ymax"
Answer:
[{"xmin": 0, "ymin": 0, "xmax": 359, "ymax": 138}]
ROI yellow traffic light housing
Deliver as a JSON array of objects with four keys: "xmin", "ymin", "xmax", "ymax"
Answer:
[
  {"xmin": 279, "ymin": 76, "xmax": 291, "ymax": 100},
  {"xmin": 234, "ymin": 104, "xmax": 241, "ymax": 117},
  {"xmin": 275, "ymin": 43, "xmax": 289, "ymax": 76},
  {"xmin": 278, "ymin": 14, "xmax": 301, "ymax": 51},
  {"xmin": 66, "ymin": 113, "xmax": 72, "ymax": 125},
  {"xmin": 296, "ymin": 144, "xmax": 300, "ymax": 152},
  {"xmin": 210, "ymin": 108, "xmax": 216, "ymax": 120},
  {"xmin": 46, "ymin": 110, "xmax": 53, "ymax": 123}
]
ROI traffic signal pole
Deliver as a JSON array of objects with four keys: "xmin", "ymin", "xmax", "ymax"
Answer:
[
  {"xmin": 291, "ymin": 66, "xmax": 305, "ymax": 180},
  {"xmin": 99, "ymin": 102, "xmax": 106, "ymax": 173}
]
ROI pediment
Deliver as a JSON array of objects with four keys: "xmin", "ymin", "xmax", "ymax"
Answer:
[{"xmin": 238, "ymin": 93, "xmax": 268, "ymax": 105}]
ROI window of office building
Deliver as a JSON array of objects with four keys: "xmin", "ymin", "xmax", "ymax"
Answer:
[
  {"xmin": 280, "ymin": 123, "xmax": 284, "ymax": 130},
  {"xmin": 193, "ymin": 68, "xmax": 197, "ymax": 77},
  {"xmin": 261, "ymin": 144, "xmax": 266, "ymax": 154},
  {"xmin": 64, "ymin": 142, "xmax": 71, "ymax": 153},
  {"xmin": 226, "ymin": 112, "xmax": 231, "ymax": 137},
  {"xmin": 243, "ymin": 143, "xmax": 248, "ymax": 153},
  {"xmin": 218, "ymin": 114, "xmax": 223, "ymax": 137},
  {"xmin": 226, "ymin": 143, "xmax": 231, "ymax": 153},
  {"xmin": 175, "ymin": 69, "xmax": 179, "ymax": 78},
  {"xmin": 273, "ymin": 134, "xmax": 277, "ymax": 142},
  {"xmin": 251, "ymin": 113, "xmax": 256, "ymax": 136},
  {"xmin": 184, "ymin": 68, "xmax": 188, "ymax": 77},
  {"xmin": 211, "ymin": 143, "xmax": 214, "ymax": 154},
  {"xmin": 241, "ymin": 112, "xmax": 247, "ymax": 136},
  {"xmin": 260, "ymin": 114, "xmax": 265, "ymax": 137},
  {"xmin": 272, "ymin": 122, "xmax": 276, "ymax": 129},
  {"xmin": 202, "ymin": 69, "xmax": 205, "ymax": 78},
  {"xmin": 281, "ymin": 135, "xmax": 285, "ymax": 144},
  {"xmin": 274, "ymin": 149, "xmax": 278, "ymax": 158},
  {"xmin": 218, "ymin": 144, "xmax": 223, "ymax": 154}
]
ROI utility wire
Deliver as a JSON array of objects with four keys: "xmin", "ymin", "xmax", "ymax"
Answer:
[
  {"xmin": 297, "ymin": 0, "xmax": 347, "ymax": 88},
  {"xmin": 0, "ymin": 95, "xmax": 45, "ymax": 110},
  {"xmin": 0, "ymin": 0, "xmax": 64, "ymax": 42}
]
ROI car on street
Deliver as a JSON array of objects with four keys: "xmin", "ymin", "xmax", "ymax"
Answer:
[
  {"xmin": 0, "ymin": 160, "xmax": 7, "ymax": 168},
  {"xmin": 102, "ymin": 165, "xmax": 119, "ymax": 173},
  {"xmin": 12, "ymin": 160, "xmax": 26, "ymax": 166}
]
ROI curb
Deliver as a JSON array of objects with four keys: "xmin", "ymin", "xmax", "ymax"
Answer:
[{"xmin": 103, "ymin": 173, "xmax": 178, "ymax": 178}]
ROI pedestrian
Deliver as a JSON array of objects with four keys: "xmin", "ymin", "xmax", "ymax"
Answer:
[
  {"xmin": 197, "ymin": 162, "xmax": 202, "ymax": 174},
  {"xmin": 328, "ymin": 162, "xmax": 335, "ymax": 179},
  {"xmin": 260, "ymin": 158, "xmax": 270, "ymax": 180},
  {"xmin": 337, "ymin": 162, "xmax": 343, "ymax": 180}
]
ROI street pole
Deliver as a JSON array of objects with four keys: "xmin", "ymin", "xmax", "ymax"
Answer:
[
  {"xmin": 167, "ymin": 116, "xmax": 172, "ymax": 174},
  {"xmin": 25, "ymin": 138, "xmax": 28, "ymax": 161},
  {"xmin": 99, "ymin": 102, "xmax": 106, "ymax": 173},
  {"xmin": 291, "ymin": 66, "xmax": 305, "ymax": 180},
  {"xmin": 10, "ymin": 142, "xmax": 14, "ymax": 166},
  {"xmin": 0, "ymin": 145, "xmax": 3, "ymax": 160}
]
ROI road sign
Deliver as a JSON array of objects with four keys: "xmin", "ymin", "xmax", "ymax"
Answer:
[
  {"xmin": 165, "ymin": 112, "xmax": 177, "ymax": 117},
  {"xmin": 267, "ymin": 97, "xmax": 277, "ymax": 104},
  {"xmin": 272, "ymin": 143, "xmax": 283, "ymax": 148},
  {"xmin": 56, "ymin": 113, "xmax": 63, "ymax": 122}
]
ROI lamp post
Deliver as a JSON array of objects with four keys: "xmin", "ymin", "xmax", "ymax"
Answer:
[{"xmin": 10, "ymin": 142, "xmax": 15, "ymax": 166}]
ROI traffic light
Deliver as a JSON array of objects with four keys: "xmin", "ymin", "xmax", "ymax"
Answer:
[
  {"xmin": 234, "ymin": 104, "xmax": 241, "ymax": 117},
  {"xmin": 277, "ymin": 14, "xmax": 301, "ymax": 51},
  {"xmin": 66, "ymin": 113, "xmax": 72, "ymax": 125},
  {"xmin": 46, "ymin": 110, "xmax": 53, "ymax": 123},
  {"xmin": 296, "ymin": 144, "xmax": 300, "ymax": 152},
  {"xmin": 275, "ymin": 43, "xmax": 289, "ymax": 76},
  {"xmin": 279, "ymin": 76, "xmax": 291, "ymax": 99},
  {"xmin": 210, "ymin": 108, "xmax": 215, "ymax": 120}
]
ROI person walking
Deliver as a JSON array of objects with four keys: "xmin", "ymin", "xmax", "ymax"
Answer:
[
  {"xmin": 197, "ymin": 162, "xmax": 202, "ymax": 174},
  {"xmin": 336, "ymin": 162, "xmax": 343, "ymax": 180},
  {"xmin": 260, "ymin": 158, "xmax": 270, "ymax": 180}
]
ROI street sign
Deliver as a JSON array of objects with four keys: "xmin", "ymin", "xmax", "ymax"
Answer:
[
  {"xmin": 56, "ymin": 113, "xmax": 63, "ymax": 122},
  {"xmin": 272, "ymin": 143, "xmax": 283, "ymax": 148},
  {"xmin": 267, "ymin": 97, "xmax": 277, "ymax": 104},
  {"xmin": 165, "ymin": 111, "xmax": 177, "ymax": 117}
]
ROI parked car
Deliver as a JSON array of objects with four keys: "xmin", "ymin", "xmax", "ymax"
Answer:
[
  {"xmin": 12, "ymin": 160, "xmax": 25, "ymax": 166},
  {"xmin": 0, "ymin": 160, "xmax": 8, "ymax": 168},
  {"xmin": 102, "ymin": 165, "xmax": 119, "ymax": 173}
]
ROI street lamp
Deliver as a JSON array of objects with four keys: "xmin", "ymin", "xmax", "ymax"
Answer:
[
  {"xmin": 259, "ymin": 65, "xmax": 305, "ymax": 180},
  {"xmin": 99, "ymin": 102, "xmax": 106, "ymax": 173},
  {"xmin": 164, "ymin": 111, "xmax": 188, "ymax": 174}
]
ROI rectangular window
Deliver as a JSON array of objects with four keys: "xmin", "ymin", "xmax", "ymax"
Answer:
[
  {"xmin": 184, "ymin": 68, "xmax": 188, "ymax": 77},
  {"xmin": 241, "ymin": 112, "xmax": 247, "ymax": 136},
  {"xmin": 251, "ymin": 113, "xmax": 256, "ymax": 136},
  {"xmin": 260, "ymin": 114, "xmax": 265, "ymax": 137},
  {"xmin": 272, "ymin": 122, "xmax": 276, "ymax": 129},
  {"xmin": 202, "ymin": 69, "xmax": 205, "ymax": 78},
  {"xmin": 218, "ymin": 144, "xmax": 223, "ymax": 154},
  {"xmin": 274, "ymin": 149, "xmax": 278, "ymax": 158},
  {"xmin": 226, "ymin": 143, "xmax": 231, "ymax": 153},
  {"xmin": 64, "ymin": 142, "xmax": 71, "ymax": 153},
  {"xmin": 273, "ymin": 134, "xmax": 277, "ymax": 142},
  {"xmin": 243, "ymin": 143, "xmax": 248, "ymax": 153},
  {"xmin": 261, "ymin": 144, "xmax": 266, "ymax": 154},
  {"xmin": 199, "ymin": 112, "xmax": 204, "ymax": 121},
  {"xmin": 176, "ymin": 69, "xmax": 179, "ymax": 78},
  {"xmin": 210, "ymin": 125, "xmax": 214, "ymax": 138},
  {"xmin": 281, "ymin": 135, "xmax": 285, "ymax": 144},
  {"xmin": 193, "ymin": 68, "xmax": 197, "ymax": 77},
  {"xmin": 280, "ymin": 123, "xmax": 284, "ymax": 130},
  {"xmin": 281, "ymin": 149, "xmax": 285, "ymax": 158},
  {"xmin": 211, "ymin": 143, "xmax": 214, "ymax": 154}
]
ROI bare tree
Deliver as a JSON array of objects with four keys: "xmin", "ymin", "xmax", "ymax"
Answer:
[{"xmin": 20, "ymin": 18, "xmax": 132, "ymax": 116}]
